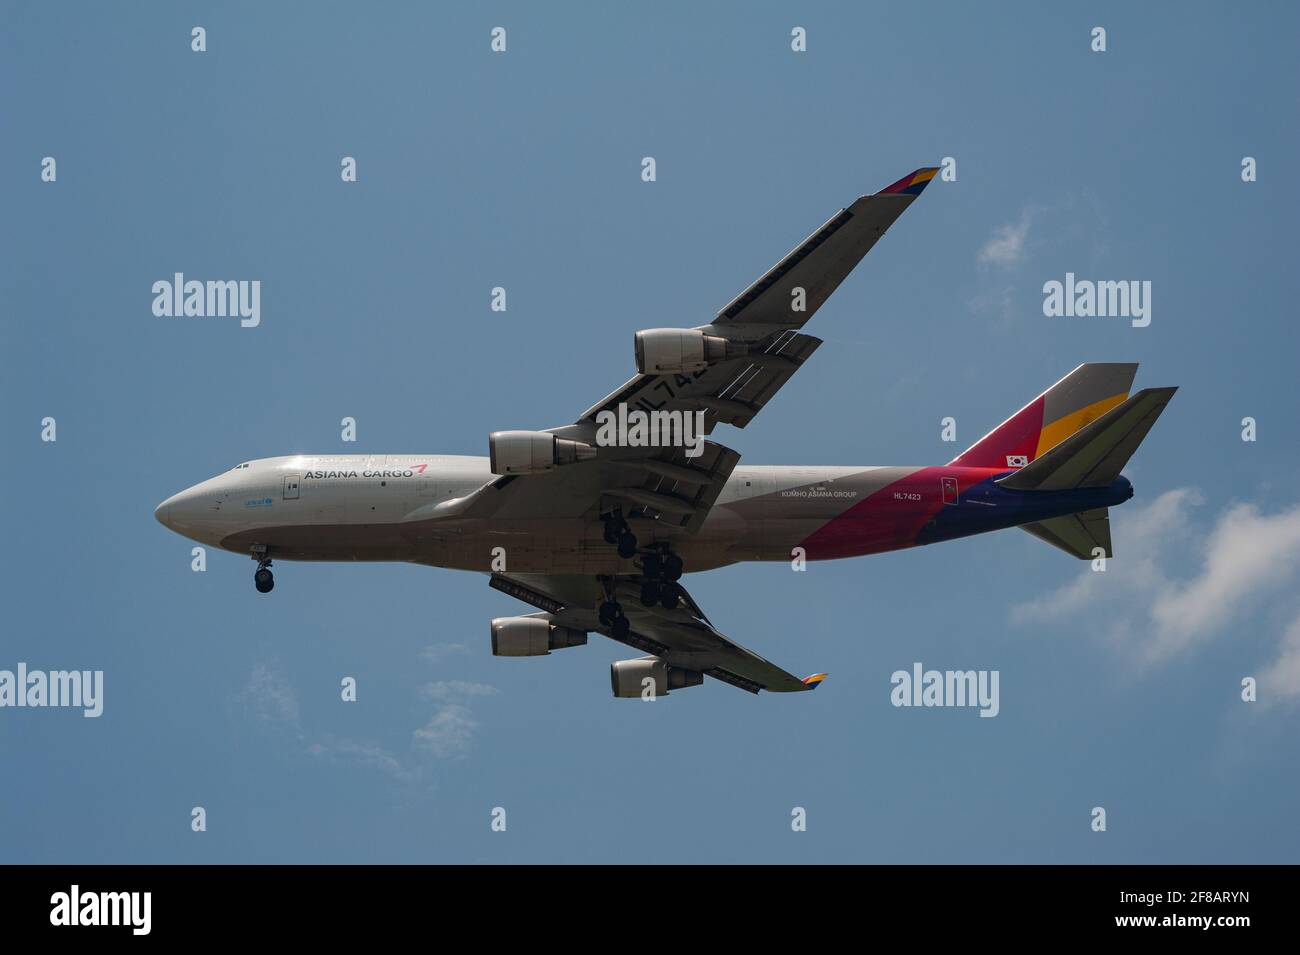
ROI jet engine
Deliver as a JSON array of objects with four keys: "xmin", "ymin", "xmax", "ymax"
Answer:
[
  {"xmin": 634, "ymin": 328, "xmax": 747, "ymax": 375},
  {"xmin": 610, "ymin": 656, "xmax": 704, "ymax": 698},
  {"xmin": 490, "ymin": 616, "xmax": 588, "ymax": 657},
  {"xmin": 488, "ymin": 430, "xmax": 596, "ymax": 475}
]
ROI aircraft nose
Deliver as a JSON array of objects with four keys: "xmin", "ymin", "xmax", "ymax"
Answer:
[
  {"xmin": 155, "ymin": 480, "xmax": 228, "ymax": 541},
  {"xmin": 154, "ymin": 496, "xmax": 173, "ymax": 528}
]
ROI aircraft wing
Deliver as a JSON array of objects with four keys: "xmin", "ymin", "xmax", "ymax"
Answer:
[
  {"xmin": 445, "ymin": 168, "xmax": 938, "ymax": 532},
  {"xmin": 490, "ymin": 573, "xmax": 826, "ymax": 694},
  {"xmin": 456, "ymin": 438, "xmax": 740, "ymax": 533},
  {"xmin": 580, "ymin": 167, "xmax": 939, "ymax": 434}
]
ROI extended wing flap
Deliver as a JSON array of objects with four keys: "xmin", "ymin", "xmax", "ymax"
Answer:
[
  {"xmin": 615, "ymin": 583, "xmax": 819, "ymax": 694},
  {"xmin": 580, "ymin": 332, "xmax": 822, "ymax": 434},
  {"xmin": 699, "ymin": 331, "xmax": 823, "ymax": 430},
  {"xmin": 489, "ymin": 574, "xmax": 821, "ymax": 695}
]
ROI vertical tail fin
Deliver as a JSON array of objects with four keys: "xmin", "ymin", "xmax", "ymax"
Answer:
[{"xmin": 949, "ymin": 363, "xmax": 1138, "ymax": 469}]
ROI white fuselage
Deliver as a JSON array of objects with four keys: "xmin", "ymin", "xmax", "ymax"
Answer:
[
  {"xmin": 155, "ymin": 453, "xmax": 1082, "ymax": 576},
  {"xmin": 154, "ymin": 454, "xmax": 921, "ymax": 575}
]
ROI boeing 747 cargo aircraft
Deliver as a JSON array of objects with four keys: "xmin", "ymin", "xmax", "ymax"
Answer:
[{"xmin": 156, "ymin": 167, "xmax": 1176, "ymax": 697}]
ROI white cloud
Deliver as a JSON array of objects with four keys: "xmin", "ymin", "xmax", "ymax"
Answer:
[
  {"xmin": 308, "ymin": 736, "xmax": 409, "ymax": 781},
  {"xmin": 1010, "ymin": 487, "xmax": 1200, "ymax": 646},
  {"xmin": 421, "ymin": 642, "xmax": 471, "ymax": 664},
  {"xmin": 1012, "ymin": 489, "xmax": 1300, "ymax": 702},
  {"xmin": 235, "ymin": 666, "xmax": 498, "ymax": 777},
  {"xmin": 420, "ymin": 680, "xmax": 498, "ymax": 702},
  {"xmin": 966, "ymin": 284, "xmax": 1017, "ymax": 327},
  {"xmin": 1146, "ymin": 502, "xmax": 1300, "ymax": 659},
  {"xmin": 413, "ymin": 704, "xmax": 480, "ymax": 759},
  {"xmin": 977, "ymin": 210, "xmax": 1033, "ymax": 268},
  {"xmin": 1261, "ymin": 618, "xmax": 1300, "ymax": 702},
  {"xmin": 240, "ymin": 662, "xmax": 301, "ymax": 729},
  {"xmin": 413, "ymin": 681, "xmax": 499, "ymax": 758}
]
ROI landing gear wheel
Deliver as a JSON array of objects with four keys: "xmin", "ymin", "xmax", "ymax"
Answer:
[
  {"xmin": 658, "ymin": 584, "xmax": 680, "ymax": 610},
  {"xmin": 616, "ymin": 532, "xmax": 638, "ymax": 559},
  {"xmin": 598, "ymin": 601, "xmax": 620, "ymax": 627},
  {"xmin": 663, "ymin": 554, "xmax": 684, "ymax": 582},
  {"xmin": 254, "ymin": 567, "xmax": 274, "ymax": 594},
  {"xmin": 598, "ymin": 596, "xmax": 631, "ymax": 639},
  {"xmin": 639, "ymin": 582, "xmax": 661, "ymax": 607},
  {"xmin": 603, "ymin": 512, "xmax": 631, "ymax": 546},
  {"xmin": 641, "ymin": 553, "xmax": 663, "ymax": 578}
]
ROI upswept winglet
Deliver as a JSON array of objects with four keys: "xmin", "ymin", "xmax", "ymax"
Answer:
[{"xmin": 801, "ymin": 673, "xmax": 828, "ymax": 690}]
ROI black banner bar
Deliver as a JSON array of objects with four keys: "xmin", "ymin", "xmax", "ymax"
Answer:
[{"xmin": 1, "ymin": 864, "xmax": 1283, "ymax": 940}]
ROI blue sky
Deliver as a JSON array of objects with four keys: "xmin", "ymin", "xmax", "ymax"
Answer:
[{"xmin": 2, "ymin": 1, "xmax": 1298, "ymax": 863}]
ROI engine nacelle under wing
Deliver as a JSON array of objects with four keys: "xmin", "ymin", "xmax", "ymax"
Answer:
[
  {"xmin": 488, "ymin": 430, "xmax": 595, "ymax": 476},
  {"xmin": 491, "ymin": 616, "xmax": 588, "ymax": 657},
  {"xmin": 634, "ymin": 328, "xmax": 746, "ymax": 375},
  {"xmin": 610, "ymin": 656, "xmax": 704, "ymax": 698}
]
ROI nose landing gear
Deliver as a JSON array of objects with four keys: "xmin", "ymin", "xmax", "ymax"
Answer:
[
  {"xmin": 251, "ymin": 547, "xmax": 274, "ymax": 594},
  {"xmin": 254, "ymin": 565, "xmax": 274, "ymax": 593}
]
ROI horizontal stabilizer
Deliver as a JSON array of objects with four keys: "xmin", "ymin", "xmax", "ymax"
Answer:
[
  {"xmin": 1021, "ymin": 507, "xmax": 1112, "ymax": 559},
  {"xmin": 998, "ymin": 387, "xmax": 1177, "ymax": 491}
]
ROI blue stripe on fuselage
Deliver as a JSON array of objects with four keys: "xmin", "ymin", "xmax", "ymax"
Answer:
[{"xmin": 915, "ymin": 474, "xmax": 1133, "ymax": 547}]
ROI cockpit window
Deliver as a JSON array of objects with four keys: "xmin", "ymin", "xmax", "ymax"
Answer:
[{"xmin": 231, "ymin": 462, "xmax": 250, "ymax": 470}]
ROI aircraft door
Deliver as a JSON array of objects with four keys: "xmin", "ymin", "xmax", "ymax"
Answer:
[
  {"xmin": 418, "ymin": 466, "xmax": 439, "ymax": 498},
  {"xmin": 283, "ymin": 475, "xmax": 301, "ymax": 500},
  {"xmin": 727, "ymin": 471, "xmax": 773, "ymax": 560},
  {"xmin": 941, "ymin": 476, "xmax": 958, "ymax": 506}
]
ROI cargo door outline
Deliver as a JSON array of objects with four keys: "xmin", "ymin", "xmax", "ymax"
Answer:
[{"xmin": 753, "ymin": 473, "xmax": 778, "ymax": 559}]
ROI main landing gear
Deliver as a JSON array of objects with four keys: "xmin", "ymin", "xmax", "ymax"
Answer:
[
  {"xmin": 597, "ymin": 537, "xmax": 689, "ymax": 638},
  {"xmin": 598, "ymin": 597, "xmax": 631, "ymax": 641},
  {"xmin": 602, "ymin": 513, "xmax": 639, "ymax": 560},
  {"xmin": 251, "ymin": 547, "xmax": 274, "ymax": 594},
  {"xmin": 637, "ymin": 547, "xmax": 684, "ymax": 611}
]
